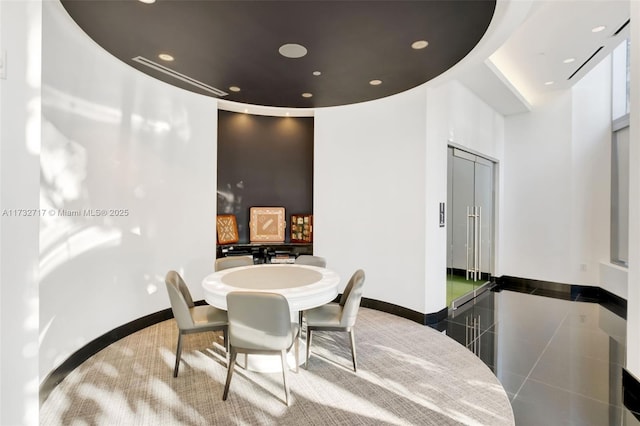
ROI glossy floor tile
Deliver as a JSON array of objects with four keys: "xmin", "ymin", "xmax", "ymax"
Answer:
[{"xmin": 439, "ymin": 288, "xmax": 640, "ymax": 425}]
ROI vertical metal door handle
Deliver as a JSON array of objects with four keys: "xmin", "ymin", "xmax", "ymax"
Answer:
[{"xmin": 466, "ymin": 206, "xmax": 471, "ymax": 280}]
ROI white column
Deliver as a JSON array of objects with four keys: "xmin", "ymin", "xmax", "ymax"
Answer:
[{"xmin": 0, "ymin": 1, "xmax": 41, "ymax": 425}]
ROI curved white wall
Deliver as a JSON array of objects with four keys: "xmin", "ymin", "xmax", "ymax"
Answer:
[
  {"xmin": 39, "ymin": 1, "xmax": 218, "ymax": 380},
  {"xmin": 314, "ymin": 91, "xmax": 429, "ymax": 313}
]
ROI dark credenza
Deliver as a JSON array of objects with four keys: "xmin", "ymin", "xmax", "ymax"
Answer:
[{"xmin": 216, "ymin": 243, "xmax": 313, "ymax": 264}]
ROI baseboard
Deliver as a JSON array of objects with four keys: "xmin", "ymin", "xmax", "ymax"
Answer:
[
  {"xmin": 39, "ymin": 297, "xmax": 446, "ymax": 405},
  {"xmin": 39, "ymin": 306, "xmax": 176, "ymax": 406},
  {"xmin": 360, "ymin": 297, "xmax": 448, "ymax": 326},
  {"xmin": 623, "ymin": 368, "xmax": 640, "ymax": 419},
  {"xmin": 495, "ymin": 275, "xmax": 627, "ymax": 319}
]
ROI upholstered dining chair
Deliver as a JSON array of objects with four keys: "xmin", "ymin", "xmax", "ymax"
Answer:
[
  {"xmin": 294, "ymin": 254, "xmax": 327, "ymax": 267},
  {"xmin": 223, "ymin": 291, "xmax": 300, "ymax": 406},
  {"xmin": 214, "ymin": 255, "xmax": 254, "ymax": 271},
  {"xmin": 165, "ymin": 270, "xmax": 228, "ymax": 377},
  {"xmin": 304, "ymin": 269, "xmax": 365, "ymax": 372}
]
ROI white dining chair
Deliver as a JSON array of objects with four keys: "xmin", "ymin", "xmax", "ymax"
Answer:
[
  {"xmin": 294, "ymin": 254, "xmax": 327, "ymax": 267},
  {"xmin": 304, "ymin": 269, "xmax": 365, "ymax": 371},
  {"xmin": 215, "ymin": 255, "xmax": 254, "ymax": 271},
  {"xmin": 165, "ymin": 270, "xmax": 228, "ymax": 377},
  {"xmin": 223, "ymin": 291, "xmax": 300, "ymax": 405}
]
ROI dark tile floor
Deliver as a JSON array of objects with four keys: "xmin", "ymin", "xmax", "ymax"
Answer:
[{"xmin": 436, "ymin": 287, "xmax": 640, "ymax": 426}]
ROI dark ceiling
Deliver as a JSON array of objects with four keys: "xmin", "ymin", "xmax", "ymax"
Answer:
[{"xmin": 61, "ymin": 0, "xmax": 496, "ymax": 108}]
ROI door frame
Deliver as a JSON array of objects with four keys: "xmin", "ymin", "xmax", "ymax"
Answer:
[{"xmin": 447, "ymin": 143, "xmax": 499, "ymax": 310}]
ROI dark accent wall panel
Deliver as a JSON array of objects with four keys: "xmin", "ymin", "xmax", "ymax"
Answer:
[{"xmin": 217, "ymin": 111, "xmax": 314, "ymax": 242}]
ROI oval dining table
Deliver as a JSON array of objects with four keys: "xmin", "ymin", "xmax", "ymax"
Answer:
[{"xmin": 202, "ymin": 263, "xmax": 340, "ymax": 371}]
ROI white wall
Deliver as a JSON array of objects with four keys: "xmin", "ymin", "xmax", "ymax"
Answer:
[
  {"xmin": 39, "ymin": 1, "xmax": 218, "ymax": 381},
  {"xmin": 502, "ymin": 57, "xmax": 613, "ymax": 289},
  {"xmin": 570, "ymin": 58, "xmax": 612, "ymax": 288},
  {"xmin": 424, "ymin": 80, "xmax": 504, "ymax": 311},
  {"xmin": 503, "ymin": 91, "xmax": 574, "ymax": 282},
  {"xmin": 0, "ymin": 2, "xmax": 41, "ymax": 424},
  {"xmin": 314, "ymin": 89, "xmax": 428, "ymax": 313},
  {"xmin": 313, "ymin": 79, "xmax": 505, "ymax": 315},
  {"xmin": 626, "ymin": 0, "xmax": 640, "ymax": 380}
]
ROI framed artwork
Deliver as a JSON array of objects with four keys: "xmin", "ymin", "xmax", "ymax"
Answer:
[
  {"xmin": 291, "ymin": 214, "xmax": 313, "ymax": 243},
  {"xmin": 249, "ymin": 207, "xmax": 286, "ymax": 242},
  {"xmin": 216, "ymin": 214, "xmax": 239, "ymax": 244}
]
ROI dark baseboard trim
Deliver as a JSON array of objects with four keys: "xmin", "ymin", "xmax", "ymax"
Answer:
[
  {"xmin": 39, "ymin": 296, "xmax": 446, "ymax": 405},
  {"xmin": 360, "ymin": 297, "xmax": 448, "ymax": 326},
  {"xmin": 39, "ymin": 306, "xmax": 176, "ymax": 406},
  {"xmin": 623, "ymin": 368, "xmax": 640, "ymax": 419},
  {"xmin": 495, "ymin": 275, "xmax": 627, "ymax": 319}
]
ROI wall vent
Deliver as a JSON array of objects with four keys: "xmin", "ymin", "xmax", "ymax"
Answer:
[
  {"xmin": 568, "ymin": 46, "xmax": 604, "ymax": 80},
  {"xmin": 132, "ymin": 56, "xmax": 228, "ymax": 97}
]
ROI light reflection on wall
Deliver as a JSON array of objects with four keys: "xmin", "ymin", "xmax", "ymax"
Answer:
[{"xmin": 39, "ymin": 0, "xmax": 218, "ymax": 393}]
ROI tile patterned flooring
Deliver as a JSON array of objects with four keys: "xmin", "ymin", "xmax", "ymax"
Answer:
[{"xmin": 437, "ymin": 287, "xmax": 640, "ymax": 426}]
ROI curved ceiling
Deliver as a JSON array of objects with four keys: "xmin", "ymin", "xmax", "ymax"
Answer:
[{"xmin": 61, "ymin": 0, "xmax": 496, "ymax": 108}]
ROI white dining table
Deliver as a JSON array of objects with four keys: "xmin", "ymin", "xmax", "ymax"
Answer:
[
  {"xmin": 201, "ymin": 263, "xmax": 340, "ymax": 371},
  {"xmin": 202, "ymin": 263, "xmax": 340, "ymax": 312}
]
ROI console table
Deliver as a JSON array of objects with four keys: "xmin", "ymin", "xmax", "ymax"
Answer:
[{"xmin": 216, "ymin": 243, "xmax": 313, "ymax": 264}]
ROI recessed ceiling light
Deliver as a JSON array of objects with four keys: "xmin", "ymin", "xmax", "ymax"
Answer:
[
  {"xmin": 302, "ymin": 92, "xmax": 313, "ymax": 98},
  {"xmin": 229, "ymin": 86, "xmax": 241, "ymax": 92},
  {"xmin": 243, "ymin": 108, "xmax": 249, "ymax": 113},
  {"xmin": 563, "ymin": 58, "xmax": 576, "ymax": 64},
  {"xmin": 313, "ymin": 71, "xmax": 322, "ymax": 76},
  {"xmin": 411, "ymin": 40, "xmax": 429, "ymax": 50},
  {"xmin": 279, "ymin": 43, "xmax": 308, "ymax": 59},
  {"xmin": 158, "ymin": 53, "xmax": 174, "ymax": 61},
  {"xmin": 592, "ymin": 25, "xmax": 606, "ymax": 33},
  {"xmin": 138, "ymin": 0, "xmax": 156, "ymax": 3},
  {"xmin": 369, "ymin": 79, "xmax": 382, "ymax": 86},
  {"xmin": 544, "ymin": 81, "xmax": 554, "ymax": 86}
]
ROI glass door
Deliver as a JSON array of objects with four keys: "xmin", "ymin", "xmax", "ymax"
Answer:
[{"xmin": 447, "ymin": 147, "xmax": 494, "ymax": 309}]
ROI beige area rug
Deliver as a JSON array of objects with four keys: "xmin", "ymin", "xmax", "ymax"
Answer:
[{"xmin": 40, "ymin": 308, "xmax": 514, "ymax": 425}]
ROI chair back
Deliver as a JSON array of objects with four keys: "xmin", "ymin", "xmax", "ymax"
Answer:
[
  {"xmin": 226, "ymin": 292, "xmax": 294, "ymax": 351},
  {"xmin": 338, "ymin": 269, "xmax": 362, "ymax": 306},
  {"xmin": 295, "ymin": 255, "xmax": 327, "ymax": 268},
  {"xmin": 339, "ymin": 269, "xmax": 365, "ymax": 327},
  {"xmin": 165, "ymin": 270, "xmax": 195, "ymax": 329},
  {"xmin": 215, "ymin": 256, "xmax": 254, "ymax": 271}
]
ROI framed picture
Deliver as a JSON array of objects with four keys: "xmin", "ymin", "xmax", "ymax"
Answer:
[
  {"xmin": 291, "ymin": 214, "xmax": 313, "ymax": 243},
  {"xmin": 216, "ymin": 214, "xmax": 239, "ymax": 244},
  {"xmin": 249, "ymin": 207, "xmax": 286, "ymax": 242}
]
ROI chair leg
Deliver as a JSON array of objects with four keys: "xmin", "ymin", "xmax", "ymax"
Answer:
[
  {"xmin": 305, "ymin": 328, "xmax": 313, "ymax": 369},
  {"xmin": 222, "ymin": 348, "xmax": 238, "ymax": 401},
  {"xmin": 223, "ymin": 327, "xmax": 229, "ymax": 353},
  {"xmin": 173, "ymin": 332, "xmax": 184, "ymax": 377},
  {"xmin": 294, "ymin": 332, "xmax": 300, "ymax": 373},
  {"xmin": 348, "ymin": 329, "xmax": 357, "ymax": 372},
  {"xmin": 280, "ymin": 349, "xmax": 290, "ymax": 406}
]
